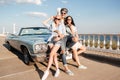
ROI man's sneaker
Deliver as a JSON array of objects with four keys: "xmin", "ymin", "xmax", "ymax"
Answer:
[
  {"xmin": 54, "ymin": 69, "xmax": 60, "ymax": 77},
  {"xmin": 41, "ymin": 70, "xmax": 49, "ymax": 80},
  {"xmin": 66, "ymin": 70, "xmax": 74, "ymax": 76},
  {"xmin": 78, "ymin": 65, "xmax": 87, "ymax": 69}
]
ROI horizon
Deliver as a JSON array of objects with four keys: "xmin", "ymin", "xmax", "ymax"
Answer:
[{"xmin": 0, "ymin": 0, "xmax": 120, "ymax": 34}]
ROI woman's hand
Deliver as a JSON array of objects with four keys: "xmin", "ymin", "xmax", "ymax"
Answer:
[
  {"xmin": 72, "ymin": 36, "xmax": 78, "ymax": 42},
  {"xmin": 59, "ymin": 34, "xmax": 64, "ymax": 39},
  {"xmin": 54, "ymin": 30, "xmax": 64, "ymax": 39},
  {"xmin": 53, "ymin": 36, "xmax": 60, "ymax": 41},
  {"xmin": 50, "ymin": 16, "xmax": 55, "ymax": 20}
]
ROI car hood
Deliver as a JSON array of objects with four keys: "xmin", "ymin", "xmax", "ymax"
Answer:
[{"xmin": 19, "ymin": 35, "xmax": 50, "ymax": 44}]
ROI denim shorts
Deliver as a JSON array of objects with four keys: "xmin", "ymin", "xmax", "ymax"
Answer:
[
  {"xmin": 48, "ymin": 38, "xmax": 62, "ymax": 47},
  {"xmin": 66, "ymin": 36, "xmax": 76, "ymax": 48}
]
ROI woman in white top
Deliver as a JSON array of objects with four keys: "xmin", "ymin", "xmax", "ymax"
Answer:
[
  {"xmin": 42, "ymin": 15, "xmax": 66, "ymax": 80},
  {"xmin": 65, "ymin": 16, "xmax": 87, "ymax": 69}
]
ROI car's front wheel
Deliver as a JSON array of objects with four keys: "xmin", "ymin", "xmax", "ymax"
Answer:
[{"xmin": 22, "ymin": 47, "xmax": 33, "ymax": 65}]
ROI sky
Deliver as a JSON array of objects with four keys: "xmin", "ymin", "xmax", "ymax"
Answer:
[{"xmin": 0, "ymin": 0, "xmax": 120, "ymax": 34}]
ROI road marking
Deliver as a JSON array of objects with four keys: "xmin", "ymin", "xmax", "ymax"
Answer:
[
  {"xmin": 0, "ymin": 66, "xmax": 45, "ymax": 79},
  {"xmin": 0, "ymin": 56, "xmax": 17, "ymax": 60},
  {"xmin": 0, "ymin": 69, "xmax": 35, "ymax": 78}
]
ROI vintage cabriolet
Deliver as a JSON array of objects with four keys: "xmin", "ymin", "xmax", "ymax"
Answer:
[{"xmin": 5, "ymin": 27, "xmax": 52, "ymax": 65}]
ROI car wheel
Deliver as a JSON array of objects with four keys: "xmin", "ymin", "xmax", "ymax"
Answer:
[{"xmin": 22, "ymin": 47, "xmax": 32, "ymax": 65}]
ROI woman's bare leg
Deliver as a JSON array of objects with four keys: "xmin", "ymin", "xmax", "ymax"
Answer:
[
  {"xmin": 48, "ymin": 44, "xmax": 54, "ymax": 50},
  {"xmin": 72, "ymin": 49, "xmax": 81, "ymax": 66},
  {"xmin": 53, "ymin": 53, "xmax": 59, "ymax": 70},
  {"xmin": 46, "ymin": 45, "xmax": 60, "ymax": 71},
  {"xmin": 52, "ymin": 46, "xmax": 60, "ymax": 77},
  {"xmin": 77, "ymin": 46, "xmax": 86, "ymax": 55}
]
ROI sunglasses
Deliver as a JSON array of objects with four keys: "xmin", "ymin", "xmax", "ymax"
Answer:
[
  {"xmin": 67, "ymin": 19, "xmax": 72, "ymax": 21},
  {"xmin": 61, "ymin": 12, "xmax": 66, "ymax": 15},
  {"xmin": 61, "ymin": 13, "xmax": 66, "ymax": 14},
  {"xmin": 54, "ymin": 18, "xmax": 61, "ymax": 20}
]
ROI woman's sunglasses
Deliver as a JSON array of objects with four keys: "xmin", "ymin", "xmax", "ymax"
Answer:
[{"xmin": 54, "ymin": 18, "xmax": 61, "ymax": 20}]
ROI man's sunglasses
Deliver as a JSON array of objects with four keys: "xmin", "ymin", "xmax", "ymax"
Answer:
[{"xmin": 61, "ymin": 12, "xmax": 66, "ymax": 15}]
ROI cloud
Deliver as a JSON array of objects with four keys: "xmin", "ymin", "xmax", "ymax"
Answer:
[
  {"xmin": 0, "ymin": 0, "xmax": 42, "ymax": 5},
  {"xmin": 26, "ymin": 12, "xmax": 48, "ymax": 17},
  {"xmin": 16, "ymin": 0, "xmax": 42, "ymax": 5},
  {"xmin": 61, "ymin": 0, "xmax": 68, "ymax": 4},
  {"xmin": 0, "ymin": 0, "xmax": 11, "ymax": 4}
]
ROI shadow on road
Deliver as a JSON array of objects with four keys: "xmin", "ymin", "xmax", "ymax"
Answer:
[
  {"xmin": 38, "ymin": 61, "xmax": 66, "ymax": 77},
  {"xmin": 3, "ymin": 43, "xmax": 25, "ymax": 63},
  {"xmin": 39, "ymin": 62, "xmax": 59, "ymax": 76},
  {"xmin": 82, "ymin": 53, "xmax": 120, "ymax": 67},
  {"xmin": 33, "ymin": 63, "xmax": 44, "ymax": 79}
]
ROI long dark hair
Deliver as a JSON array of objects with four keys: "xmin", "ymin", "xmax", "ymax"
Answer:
[{"xmin": 64, "ymin": 16, "xmax": 75, "ymax": 26}]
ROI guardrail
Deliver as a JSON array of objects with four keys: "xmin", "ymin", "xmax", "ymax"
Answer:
[{"xmin": 78, "ymin": 34, "xmax": 120, "ymax": 54}]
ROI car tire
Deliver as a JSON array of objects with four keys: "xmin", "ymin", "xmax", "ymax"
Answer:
[{"xmin": 22, "ymin": 47, "xmax": 33, "ymax": 65}]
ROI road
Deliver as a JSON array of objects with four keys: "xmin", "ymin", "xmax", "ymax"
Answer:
[{"xmin": 0, "ymin": 37, "xmax": 120, "ymax": 80}]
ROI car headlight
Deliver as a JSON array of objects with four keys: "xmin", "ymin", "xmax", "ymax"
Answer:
[
  {"xmin": 34, "ymin": 44, "xmax": 48, "ymax": 53},
  {"xmin": 35, "ymin": 45, "xmax": 41, "ymax": 50}
]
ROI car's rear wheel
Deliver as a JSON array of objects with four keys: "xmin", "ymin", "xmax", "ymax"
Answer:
[{"xmin": 22, "ymin": 47, "xmax": 33, "ymax": 65}]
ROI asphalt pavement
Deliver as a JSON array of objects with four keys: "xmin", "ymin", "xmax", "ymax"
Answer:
[{"xmin": 0, "ymin": 37, "xmax": 120, "ymax": 80}]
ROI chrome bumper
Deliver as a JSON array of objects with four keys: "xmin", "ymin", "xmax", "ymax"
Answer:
[{"xmin": 30, "ymin": 53, "xmax": 46, "ymax": 62}]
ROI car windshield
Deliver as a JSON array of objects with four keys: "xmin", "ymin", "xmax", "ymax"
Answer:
[{"xmin": 19, "ymin": 27, "xmax": 51, "ymax": 36}]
